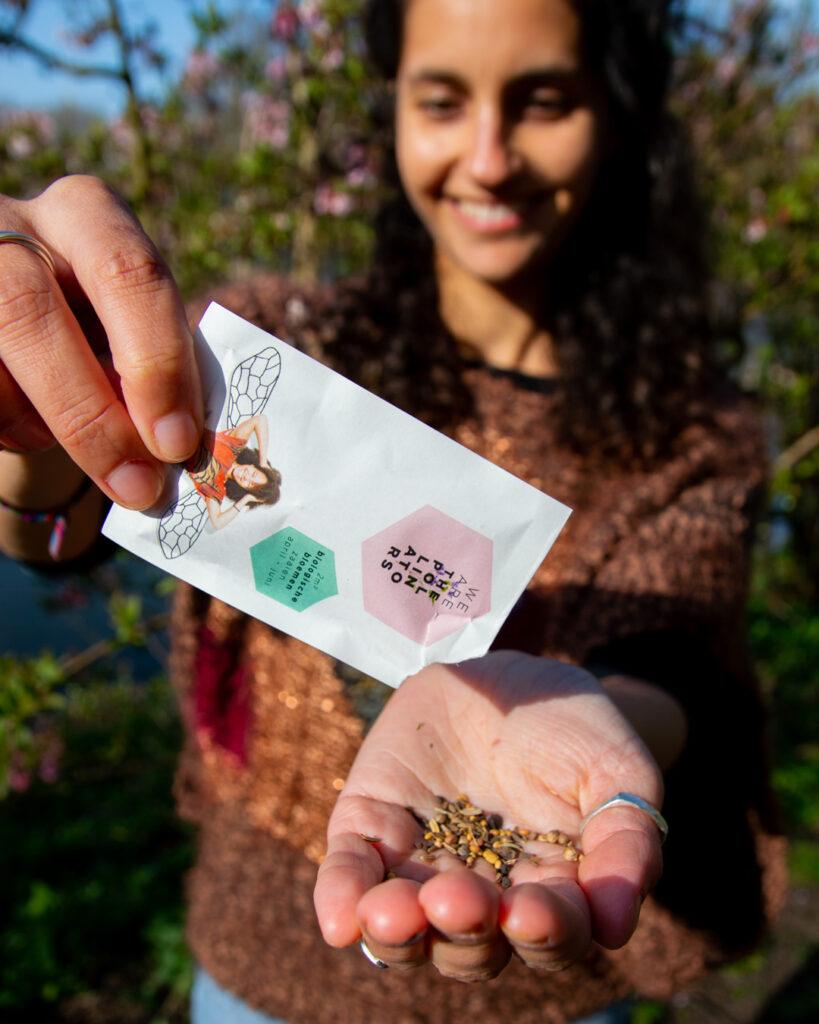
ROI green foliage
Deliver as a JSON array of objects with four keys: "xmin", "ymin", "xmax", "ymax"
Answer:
[
  {"xmin": 0, "ymin": 675, "xmax": 192, "ymax": 1018},
  {"xmin": 629, "ymin": 1001, "xmax": 669, "ymax": 1023}
]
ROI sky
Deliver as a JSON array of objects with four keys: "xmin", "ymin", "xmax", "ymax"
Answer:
[
  {"xmin": 0, "ymin": 0, "xmax": 269, "ymax": 116},
  {"xmin": 0, "ymin": 0, "xmax": 814, "ymax": 117}
]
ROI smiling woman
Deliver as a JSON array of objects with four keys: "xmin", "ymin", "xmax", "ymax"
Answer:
[
  {"xmin": 0, "ymin": 0, "xmax": 786, "ymax": 1022},
  {"xmin": 395, "ymin": 0, "xmax": 604, "ymax": 292},
  {"xmin": 184, "ymin": 414, "xmax": 281, "ymax": 532}
]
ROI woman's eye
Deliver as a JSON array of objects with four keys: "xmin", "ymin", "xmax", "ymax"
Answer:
[
  {"xmin": 525, "ymin": 94, "xmax": 570, "ymax": 118},
  {"xmin": 418, "ymin": 96, "xmax": 462, "ymax": 118}
]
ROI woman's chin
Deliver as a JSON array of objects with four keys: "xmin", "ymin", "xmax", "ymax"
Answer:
[{"xmin": 444, "ymin": 240, "xmax": 550, "ymax": 287}]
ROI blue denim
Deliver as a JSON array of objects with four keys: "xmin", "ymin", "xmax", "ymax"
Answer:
[
  {"xmin": 191, "ymin": 969, "xmax": 287, "ymax": 1024},
  {"xmin": 192, "ymin": 966, "xmax": 633, "ymax": 1024}
]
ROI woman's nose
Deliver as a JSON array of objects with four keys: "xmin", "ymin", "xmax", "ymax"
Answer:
[{"xmin": 465, "ymin": 109, "xmax": 520, "ymax": 187}]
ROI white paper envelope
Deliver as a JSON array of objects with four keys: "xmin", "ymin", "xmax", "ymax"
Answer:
[{"xmin": 102, "ymin": 303, "xmax": 571, "ymax": 686}]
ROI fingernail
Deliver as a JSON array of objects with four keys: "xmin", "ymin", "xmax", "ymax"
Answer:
[
  {"xmin": 153, "ymin": 412, "xmax": 199, "ymax": 462},
  {"xmin": 106, "ymin": 461, "xmax": 163, "ymax": 509}
]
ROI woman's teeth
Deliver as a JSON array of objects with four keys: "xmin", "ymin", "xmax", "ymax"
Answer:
[{"xmin": 455, "ymin": 199, "xmax": 518, "ymax": 224}]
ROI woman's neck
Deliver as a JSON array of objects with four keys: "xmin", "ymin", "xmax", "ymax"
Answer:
[{"xmin": 436, "ymin": 252, "xmax": 559, "ymax": 379}]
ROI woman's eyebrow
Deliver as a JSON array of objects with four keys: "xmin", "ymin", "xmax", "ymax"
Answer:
[
  {"xmin": 406, "ymin": 66, "xmax": 583, "ymax": 89},
  {"xmin": 407, "ymin": 69, "xmax": 467, "ymax": 89}
]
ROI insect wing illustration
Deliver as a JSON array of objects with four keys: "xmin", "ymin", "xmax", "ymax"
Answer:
[{"xmin": 158, "ymin": 346, "xmax": 282, "ymax": 559}]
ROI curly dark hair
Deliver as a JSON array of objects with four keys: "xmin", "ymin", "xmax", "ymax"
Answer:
[
  {"xmin": 322, "ymin": 0, "xmax": 724, "ymax": 464},
  {"xmin": 224, "ymin": 447, "xmax": 282, "ymax": 506}
]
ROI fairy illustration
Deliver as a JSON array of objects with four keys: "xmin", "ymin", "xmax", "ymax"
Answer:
[{"xmin": 158, "ymin": 347, "xmax": 282, "ymax": 559}]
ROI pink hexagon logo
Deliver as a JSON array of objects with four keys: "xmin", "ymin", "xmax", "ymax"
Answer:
[{"xmin": 361, "ymin": 506, "xmax": 493, "ymax": 646}]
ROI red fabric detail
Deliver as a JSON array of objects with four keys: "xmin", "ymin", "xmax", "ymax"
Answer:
[
  {"xmin": 193, "ymin": 625, "xmax": 251, "ymax": 765},
  {"xmin": 186, "ymin": 429, "xmax": 245, "ymax": 502}
]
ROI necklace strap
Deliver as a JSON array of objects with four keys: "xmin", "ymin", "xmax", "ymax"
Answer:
[{"xmin": 0, "ymin": 475, "xmax": 95, "ymax": 559}]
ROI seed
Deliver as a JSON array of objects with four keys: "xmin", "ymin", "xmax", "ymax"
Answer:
[
  {"xmin": 500, "ymin": 876, "xmax": 512, "ymax": 889},
  {"xmin": 421, "ymin": 795, "xmax": 582, "ymax": 888}
]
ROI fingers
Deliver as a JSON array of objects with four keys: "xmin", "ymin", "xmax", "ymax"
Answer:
[
  {"xmin": 420, "ymin": 867, "xmax": 510, "ymax": 981},
  {"xmin": 358, "ymin": 878, "xmax": 429, "ymax": 970},
  {"xmin": 314, "ymin": 831, "xmax": 384, "ymax": 947},
  {"xmin": 32, "ymin": 177, "xmax": 204, "ymax": 462},
  {"xmin": 0, "ymin": 242, "xmax": 164, "ymax": 507},
  {"xmin": 0, "ymin": 179, "xmax": 203, "ymax": 507},
  {"xmin": 0, "ymin": 361, "xmax": 53, "ymax": 451},
  {"xmin": 578, "ymin": 805, "xmax": 664, "ymax": 949},
  {"xmin": 500, "ymin": 880, "xmax": 591, "ymax": 971}
]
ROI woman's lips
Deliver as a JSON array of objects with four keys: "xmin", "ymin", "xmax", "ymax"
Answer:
[{"xmin": 447, "ymin": 196, "xmax": 530, "ymax": 234}]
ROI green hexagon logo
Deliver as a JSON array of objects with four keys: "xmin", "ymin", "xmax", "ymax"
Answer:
[{"xmin": 251, "ymin": 527, "xmax": 337, "ymax": 612}]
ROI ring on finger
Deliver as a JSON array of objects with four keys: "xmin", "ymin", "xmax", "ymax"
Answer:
[
  {"xmin": 0, "ymin": 230, "xmax": 57, "ymax": 276},
  {"xmin": 359, "ymin": 938, "xmax": 389, "ymax": 970},
  {"xmin": 579, "ymin": 792, "xmax": 668, "ymax": 843}
]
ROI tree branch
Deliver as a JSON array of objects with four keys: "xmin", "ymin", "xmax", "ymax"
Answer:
[
  {"xmin": 775, "ymin": 424, "xmax": 819, "ymax": 474},
  {"xmin": 0, "ymin": 29, "xmax": 123, "ymax": 80}
]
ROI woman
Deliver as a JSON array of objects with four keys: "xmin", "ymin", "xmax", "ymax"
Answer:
[
  {"xmin": 0, "ymin": 0, "xmax": 785, "ymax": 1022},
  {"xmin": 185, "ymin": 414, "xmax": 281, "ymax": 530}
]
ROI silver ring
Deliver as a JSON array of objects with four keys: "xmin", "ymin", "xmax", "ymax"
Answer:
[
  {"xmin": 359, "ymin": 939, "xmax": 389, "ymax": 970},
  {"xmin": 579, "ymin": 792, "xmax": 668, "ymax": 844},
  {"xmin": 0, "ymin": 230, "xmax": 57, "ymax": 276}
]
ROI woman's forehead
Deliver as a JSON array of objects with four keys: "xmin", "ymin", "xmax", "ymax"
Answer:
[{"xmin": 398, "ymin": 0, "xmax": 584, "ymax": 77}]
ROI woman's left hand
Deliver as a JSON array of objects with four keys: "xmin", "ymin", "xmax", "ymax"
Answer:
[{"xmin": 314, "ymin": 651, "xmax": 663, "ymax": 981}]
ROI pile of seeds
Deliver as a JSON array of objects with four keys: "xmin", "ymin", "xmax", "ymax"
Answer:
[{"xmin": 415, "ymin": 794, "xmax": 583, "ymax": 888}]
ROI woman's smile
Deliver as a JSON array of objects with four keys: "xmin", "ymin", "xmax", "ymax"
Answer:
[
  {"xmin": 395, "ymin": 0, "xmax": 606, "ymax": 285},
  {"xmin": 231, "ymin": 462, "xmax": 265, "ymax": 489},
  {"xmin": 446, "ymin": 196, "xmax": 531, "ymax": 234}
]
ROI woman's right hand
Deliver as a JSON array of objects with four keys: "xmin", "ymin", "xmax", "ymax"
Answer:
[{"xmin": 0, "ymin": 176, "xmax": 204, "ymax": 507}]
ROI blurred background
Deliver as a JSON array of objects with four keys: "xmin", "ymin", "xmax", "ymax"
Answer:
[{"xmin": 0, "ymin": 1, "xmax": 817, "ymax": 1021}]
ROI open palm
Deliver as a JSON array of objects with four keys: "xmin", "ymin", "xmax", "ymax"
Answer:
[{"xmin": 314, "ymin": 651, "xmax": 664, "ymax": 981}]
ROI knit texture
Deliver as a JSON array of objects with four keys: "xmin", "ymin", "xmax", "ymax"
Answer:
[{"xmin": 172, "ymin": 275, "xmax": 787, "ymax": 1023}]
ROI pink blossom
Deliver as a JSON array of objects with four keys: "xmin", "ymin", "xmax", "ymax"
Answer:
[
  {"xmin": 714, "ymin": 55, "xmax": 739, "ymax": 87},
  {"xmin": 314, "ymin": 183, "xmax": 353, "ymax": 217},
  {"xmin": 184, "ymin": 50, "xmax": 221, "ymax": 91},
  {"xmin": 109, "ymin": 117, "xmax": 134, "ymax": 150},
  {"xmin": 300, "ymin": 0, "xmax": 329, "ymax": 35},
  {"xmin": 320, "ymin": 45, "xmax": 343, "ymax": 72},
  {"xmin": 7, "ymin": 133, "xmax": 34, "ymax": 159},
  {"xmin": 346, "ymin": 165, "xmax": 375, "ymax": 189},
  {"xmin": 36, "ymin": 733, "xmax": 63, "ymax": 785},
  {"xmin": 8, "ymin": 751, "xmax": 31, "ymax": 793},
  {"xmin": 744, "ymin": 217, "xmax": 768, "ymax": 244},
  {"xmin": 0, "ymin": 109, "xmax": 56, "ymax": 141},
  {"xmin": 799, "ymin": 33, "xmax": 819, "ymax": 58},
  {"xmin": 242, "ymin": 92, "xmax": 291, "ymax": 150},
  {"xmin": 265, "ymin": 54, "xmax": 289, "ymax": 82},
  {"xmin": 272, "ymin": 4, "xmax": 300, "ymax": 41}
]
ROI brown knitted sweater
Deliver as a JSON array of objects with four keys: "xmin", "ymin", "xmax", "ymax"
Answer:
[{"xmin": 171, "ymin": 275, "xmax": 787, "ymax": 1023}]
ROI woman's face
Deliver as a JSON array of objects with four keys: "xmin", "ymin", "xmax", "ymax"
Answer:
[
  {"xmin": 232, "ymin": 462, "xmax": 266, "ymax": 490},
  {"xmin": 395, "ymin": 0, "xmax": 606, "ymax": 285}
]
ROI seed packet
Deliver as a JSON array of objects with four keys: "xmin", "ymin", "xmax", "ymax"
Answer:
[{"xmin": 102, "ymin": 303, "xmax": 571, "ymax": 687}]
